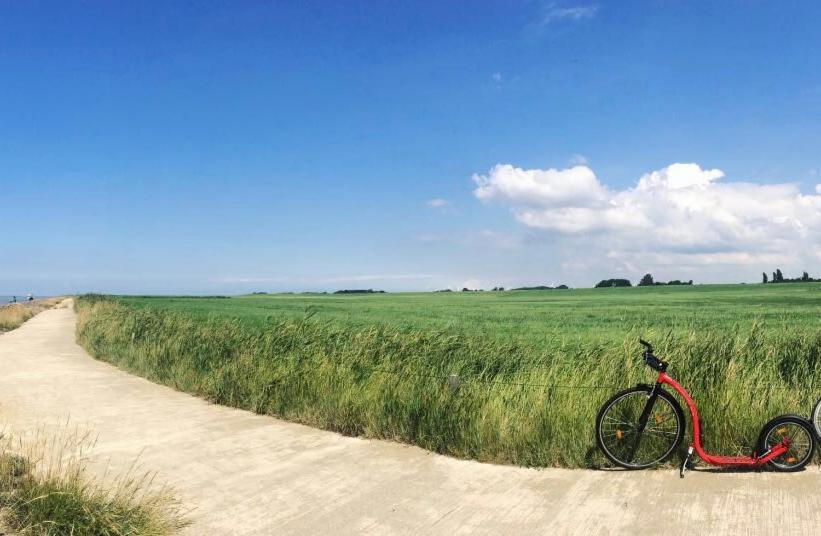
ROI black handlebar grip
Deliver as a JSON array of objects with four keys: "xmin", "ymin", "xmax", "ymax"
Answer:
[{"xmin": 639, "ymin": 339, "xmax": 667, "ymax": 371}]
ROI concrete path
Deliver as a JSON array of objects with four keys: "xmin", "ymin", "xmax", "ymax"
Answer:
[{"xmin": 0, "ymin": 303, "xmax": 819, "ymax": 535}]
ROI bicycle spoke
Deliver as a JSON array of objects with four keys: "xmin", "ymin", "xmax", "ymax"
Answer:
[{"xmin": 644, "ymin": 428, "xmax": 677, "ymax": 436}]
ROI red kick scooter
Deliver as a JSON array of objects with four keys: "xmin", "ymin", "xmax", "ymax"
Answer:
[{"xmin": 595, "ymin": 340, "xmax": 815, "ymax": 476}]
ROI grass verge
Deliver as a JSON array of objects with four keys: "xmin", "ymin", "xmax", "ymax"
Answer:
[
  {"xmin": 0, "ymin": 297, "xmax": 65, "ymax": 332},
  {"xmin": 0, "ymin": 426, "xmax": 188, "ymax": 535},
  {"xmin": 75, "ymin": 295, "xmax": 820, "ymax": 468}
]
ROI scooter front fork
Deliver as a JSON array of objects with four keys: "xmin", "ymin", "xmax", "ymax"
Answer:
[{"xmin": 679, "ymin": 446, "xmax": 694, "ymax": 478}]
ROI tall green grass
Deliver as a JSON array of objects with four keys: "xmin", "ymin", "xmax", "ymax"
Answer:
[
  {"xmin": 116, "ymin": 283, "xmax": 821, "ymax": 344},
  {"xmin": 76, "ymin": 295, "xmax": 821, "ymax": 468}
]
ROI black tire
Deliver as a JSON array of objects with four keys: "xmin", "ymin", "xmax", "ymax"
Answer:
[
  {"xmin": 595, "ymin": 386, "xmax": 685, "ymax": 469},
  {"xmin": 756, "ymin": 415, "xmax": 816, "ymax": 472},
  {"xmin": 812, "ymin": 397, "xmax": 821, "ymax": 441}
]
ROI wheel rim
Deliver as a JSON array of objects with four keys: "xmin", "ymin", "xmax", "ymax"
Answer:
[
  {"xmin": 813, "ymin": 401, "xmax": 821, "ymax": 440},
  {"xmin": 599, "ymin": 391, "xmax": 681, "ymax": 468},
  {"xmin": 763, "ymin": 422, "xmax": 813, "ymax": 470}
]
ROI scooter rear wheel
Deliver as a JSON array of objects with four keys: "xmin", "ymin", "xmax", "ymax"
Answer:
[{"xmin": 756, "ymin": 415, "xmax": 815, "ymax": 472}]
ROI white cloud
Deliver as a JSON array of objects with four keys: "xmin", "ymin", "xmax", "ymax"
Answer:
[
  {"xmin": 541, "ymin": 4, "xmax": 598, "ymax": 25},
  {"xmin": 426, "ymin": 198, "xmax": 451, "ymax": 208},
  {"xmin": 473, "ymin": 164, "xmax": 608, "ymax": 209},
  {"xmin": 473, "ymin": 162, "xmax": 821, "ymax": 274}
]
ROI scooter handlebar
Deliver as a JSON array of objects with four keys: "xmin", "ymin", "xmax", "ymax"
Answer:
[
  {"xmin": 639, "ymin": 339, "xmax": 653, "ymax": 353},
  {"xmin": 639, "ymin": 339, "xmax": 668, "ymax": 372}
]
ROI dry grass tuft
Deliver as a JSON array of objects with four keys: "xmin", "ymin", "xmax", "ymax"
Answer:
[
  {"xmin": 0, "ymin": 297, "xmax": 66, "ymax": 332},
  {"xmin": 0, "ymin": 425, "xmax": 188, "ymax": 535}
]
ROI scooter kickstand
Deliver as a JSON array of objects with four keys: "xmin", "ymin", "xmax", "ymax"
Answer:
[{"xmin": 679, "ymin": 446, "xmax": 694, "ymax": 478}]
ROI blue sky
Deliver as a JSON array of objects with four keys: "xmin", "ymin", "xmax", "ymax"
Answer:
[{"xmin": 3, "ymin": 1, "xmax": 821, "ymax": 294}]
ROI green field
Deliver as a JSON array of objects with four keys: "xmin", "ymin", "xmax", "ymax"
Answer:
[
  {"xmin": 118, "ymin": 283, "xmax": 821, "ymax": 343},
  {"xmin": 76, "ymin": 284, "xmax": 821, "ymax": 468}
]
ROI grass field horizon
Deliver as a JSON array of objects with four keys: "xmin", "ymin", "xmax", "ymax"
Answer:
[
  {"xmin": 116, "ymin": 282, "xmax": 821, "ymax": 343},
  {"xmin": 76, "ymin": 283, "xmax": 821, "ymax": 469}
]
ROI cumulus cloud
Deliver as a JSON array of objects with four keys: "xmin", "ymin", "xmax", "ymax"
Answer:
[
  {"xmin": 474, "ymin": 164, "xmax": 608, "ymax": 209},
  {"xmin": 472, "ymin": 162, "xmax": 821, "ymax": 272}
]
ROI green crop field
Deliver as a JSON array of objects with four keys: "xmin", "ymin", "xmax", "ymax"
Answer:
[
  {"xmin": 75, "ymin": 284, "xmax": 821, "ymax": 468},
  {"xmin": 116, "ymin": 283, "xmax": 821, "ymax": 343}
]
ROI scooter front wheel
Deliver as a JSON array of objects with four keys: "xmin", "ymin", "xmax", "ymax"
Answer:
[{"xmin": 756, "ymin": 415, "xmax": 816, "ymax": 472}]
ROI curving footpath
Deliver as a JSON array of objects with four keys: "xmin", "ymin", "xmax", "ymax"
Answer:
[{"xmin": 0, "ymin": 302, "xmax": 819, "ymax": 535}]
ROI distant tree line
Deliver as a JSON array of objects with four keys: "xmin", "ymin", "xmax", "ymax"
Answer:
[
  {"xmin": 437, "ymin": 285, "xmax": 570, "ymax": 292},
  {"xmin": 595, "ymin": 278, "xmax": 632, "ymax": 288},
  {"xmin": 763, "ymin": 269, "xmax": 820, "ymax": 284},
  {"xmin": 333, "ymin": 289, "xmax": 386, "ymax": 294},
  {"xmin": 637, "ymin": 274, "xmax": 693, "ymax": 287},
  {"xmin": 511, "ymin": 285, "xmax": 569, "ymax": 291},
  {"xmin": 594, "ymin": 275, "xmax": 693, "ymax": 288}
]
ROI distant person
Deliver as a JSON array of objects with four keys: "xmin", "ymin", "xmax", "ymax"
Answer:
[
  {"xmin": 10, "ymin": 296, "xmax": 16, "ymax": 303},
  {"xmin": 27, "ymin": 293, "xmax": 33, "ymax": 302}
]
